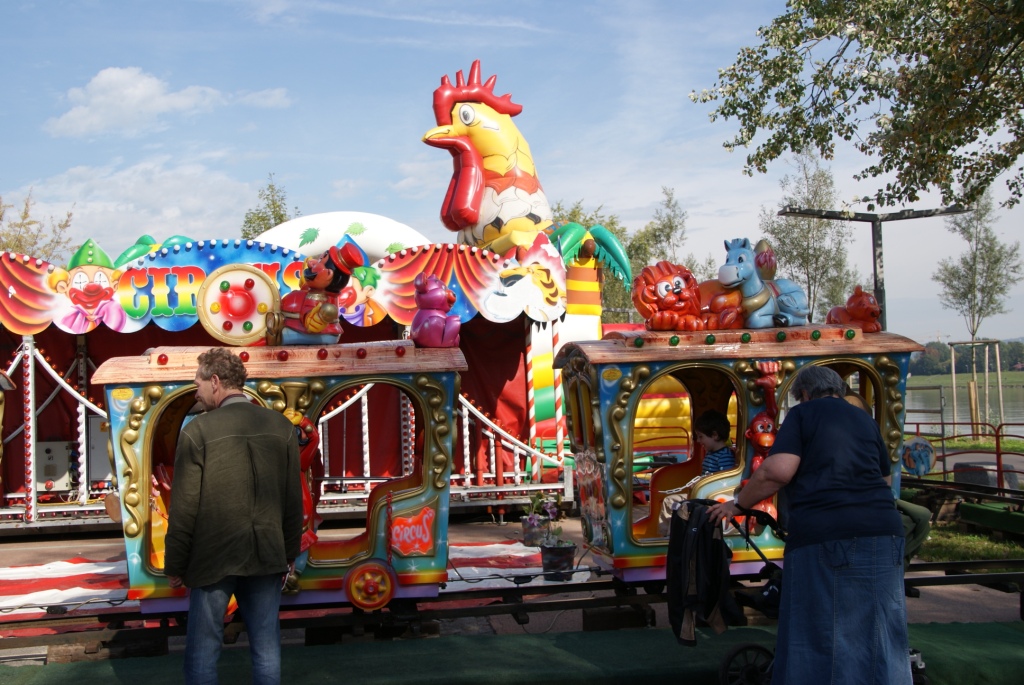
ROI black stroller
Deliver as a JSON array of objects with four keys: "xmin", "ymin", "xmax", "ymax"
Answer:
[{"xmin": 687, "ymin": 502, "xmax": 929, "ymax": 685}]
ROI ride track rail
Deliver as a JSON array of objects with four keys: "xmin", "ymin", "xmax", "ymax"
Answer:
[
  {"xmin": 0, "ymin": 569, "xmax": 673, "ymax": 653},
  {"xmin": 901, "ymin": 476, "xmax": 1024, "ymax": 510}
]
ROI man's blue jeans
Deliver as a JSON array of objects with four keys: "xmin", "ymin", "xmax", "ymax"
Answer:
[
  {"xmin": 773, "ymin": 535, "xmax": 912, "ymax": 685},
  {"xmin": 184, "ymin": 573, "xmax": 283, "ymax": 685}
]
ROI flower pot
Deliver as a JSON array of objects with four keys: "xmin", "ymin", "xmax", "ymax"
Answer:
[
  {"xmin": 540, "ymin": 543, "xmax": 577, "ymax": 581},
  {"xmin": 520, "ymin": 516, "xmax": 550, "ymax": 546}
]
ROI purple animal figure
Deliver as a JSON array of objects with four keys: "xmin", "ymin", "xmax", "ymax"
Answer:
[{"xmin": 410, "ymin": 273, "xmax": 461, "ymax": 348}]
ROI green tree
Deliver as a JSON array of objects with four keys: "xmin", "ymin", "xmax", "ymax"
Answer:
[
  {"xmin": 241, "ymin": 174, "xmax": 300, "ymax": 239},
  {"xmin": 758, "ymin": 152, "xmax": 861, "ymax": 322},
  {"xmin": 692, "ymin": 2, "xmax": 1024, "ymax": 208},
  {"xmin": 0, "ymin": 191, "xmax": 75, "ymax": 263},
  {"xmin": 1002, "ymin": 341, "xmax": 1024, "ymax": 371},
  {"xmin": 933, "ymin": 189, "xmax": 1023, "ymax": 378},
  {"xmin": 909, "ymin": 341, "xmax": 951, "ymax": 376}
]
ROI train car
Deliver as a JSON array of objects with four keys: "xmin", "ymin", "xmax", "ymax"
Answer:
[
  {"xmin": 92, "ymin": 340, "xmax": 466, "ymax": 612},
  {"xmin": 555, "ymin": 324, "xmax": 923, "ymax": 583}
]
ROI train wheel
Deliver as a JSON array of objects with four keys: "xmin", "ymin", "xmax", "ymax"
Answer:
[
  {"xmin": 343, "ymin": 559, "xmax": 397, "ymax": 611},
  {"xmin": 719, "ymin": 643, "xmax": 773, "ymax": 685}
]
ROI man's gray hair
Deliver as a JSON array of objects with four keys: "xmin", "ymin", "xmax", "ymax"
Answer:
[{"xmin": 789, "ymin": 365, "xmax": 846, "ymax": 401}]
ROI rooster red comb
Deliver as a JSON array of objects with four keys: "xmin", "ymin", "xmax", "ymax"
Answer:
[{"xmin": 433, "ymin": 60, "xmax": 523, "ymax": 125}]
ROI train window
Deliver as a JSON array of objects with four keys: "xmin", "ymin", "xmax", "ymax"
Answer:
[
  {"xmin": 630, "ymin": 367, "xmax": 743, "ymax": 539},
  {"xmin": 566, "ymin": 378, "xmax": 595, "ymax": 452},
  {"xmin": 776, "ymin": 362, "xmax": 881, "ymax": 422}
]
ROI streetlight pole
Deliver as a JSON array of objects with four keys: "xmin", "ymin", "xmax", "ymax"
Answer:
[{"xmin": 777, "ymin": 205, "xmax": 969, "ymax": 331}]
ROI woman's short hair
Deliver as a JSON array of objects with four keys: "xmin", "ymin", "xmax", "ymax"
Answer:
[
  {"xmin": 196, "ymin": 347, "xmax": 248, "ymax": 389},
  {"xmin": 789, "ymin": 365, "xmax": 845, "ymax": 401}
]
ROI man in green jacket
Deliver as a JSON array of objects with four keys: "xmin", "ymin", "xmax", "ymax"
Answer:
[{"xmin": 165, "ymin": 347, "xmax": 303, "ymax": 685}]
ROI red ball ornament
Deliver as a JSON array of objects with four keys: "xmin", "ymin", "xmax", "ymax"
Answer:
[
  {"xmin": 244, "ymin": 278, "xmax": 255, "ymax": 290},
  {"xmin": 317, "ymin": 348, "xmax": 328, "ymax": 360},
  {"xmin": 239, "ymin": 351, "xmax": 250, "ymax": 362},
  {"xmin": 395, "ymin": 347, "xmax": 406, "ymax": 357},
  {"xmin": 277, "ymin": 350, "xmax": 289, "ymax": 362},
  {"xmin": 356, "ymin": 348, "xmax": 367, "ymax": 359},
  {"xmin": 157, "ymin": 354, "xmax": 168, "ymax": 365},
  {"xmin": 222, "ymin": 320, "xmax": 233, "ymax": 331},
  {"xmin": 223, "ymin": 289, "xmax": 254, "ymax": 319}
]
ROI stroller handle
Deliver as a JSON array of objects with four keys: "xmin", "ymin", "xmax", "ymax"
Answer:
[{"xmin": 690, "ymin": 498, "xmax": 786, "ymax": 539}]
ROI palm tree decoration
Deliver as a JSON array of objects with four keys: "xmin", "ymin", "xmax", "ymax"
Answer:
[{"xmin": 549, "ymin": 222, "xmax": 631, "ymax": 321}]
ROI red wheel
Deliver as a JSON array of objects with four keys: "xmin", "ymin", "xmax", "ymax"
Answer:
[{"xmin": 343, "ymin": 559, "xmax": 397, "ymax": 611}]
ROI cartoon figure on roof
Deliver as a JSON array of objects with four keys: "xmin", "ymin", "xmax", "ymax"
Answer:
[
  {"xmin": 484, "ymin": 235, "xmax": 567, "ymax": 323},
  {"xmin": 48, "ymin": 239, "xmax": 127, "ymax": 334},
  {"xmin": 826, "ymin": 285, "xmax": 882, "ymax": 333},
  {"xmin": 339, "ymin": 264, "xmax": 387, "ymax": 327},
  {"xmin": 267, "ymin": 240, "xmax": 365, "ymax": 345},
  {"xmin": 632, "ymin": 261, "xmax": 705, "ymax": 331},
  {"xmin": 423, "ymin": 60, "xmax": 553, "ymax": 258},
  {"xmin": 718, "ymin": 238, "xmax": 809, "ymax": 328},
  {"xmin": 410, "ymin": 273, "xmax": 461, "ymax": 348}
]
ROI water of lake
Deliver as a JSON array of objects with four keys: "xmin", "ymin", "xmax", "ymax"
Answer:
[{"xmin": 904, "ymin": 382, "xmax": 1024, "ymax": 433}]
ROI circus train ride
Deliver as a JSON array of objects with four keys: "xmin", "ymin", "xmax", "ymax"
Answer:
[
  {"xmin": 92, "ymin": 341, "xmax": 465, "ymax": 612},
  {"xmin": 0, "ymin": 59, "xmax": 928, "ymax": 610}
]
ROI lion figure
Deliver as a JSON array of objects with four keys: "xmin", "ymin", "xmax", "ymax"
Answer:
[{"xmin": 631, "ymin": 261, "xmax": 704, "ymax": 331}]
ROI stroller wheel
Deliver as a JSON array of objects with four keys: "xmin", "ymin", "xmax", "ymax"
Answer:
[{"xmin": 719, "ymin": 643, "xmax": 773, "ymax": 685}]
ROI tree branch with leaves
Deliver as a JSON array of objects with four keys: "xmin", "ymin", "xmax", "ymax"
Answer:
[
  {"xmin": 241, "ymin": 174, "xmax": 301, "ymax": 239},
  {"xmin": 0, "ymin": 191, "xmax": 76, "ymax": 263},
  {"xmin": 758, "ymin": 152, "xmax": 861, "ymax": 322},
  {"xmin": 932, "ymin": 188, "xmax": 1023, "ymax": 344},
  {"xmin": 692, "ymin": 1, "xmax": 1024, "ymax": 208}
]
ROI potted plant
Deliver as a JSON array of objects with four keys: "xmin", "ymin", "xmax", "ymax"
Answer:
[
  {"xmin": 520, "ymin": 492, "xmax": 559, "ymax": 546},
  {"xmin": 539, "ymin": 523, "xmax": 577, "ymax": 582}
]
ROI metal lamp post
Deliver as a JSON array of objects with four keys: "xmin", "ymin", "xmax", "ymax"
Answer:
[{"xmin": 776, "ymin": 205, "xmax": 969, "ymax": 331}]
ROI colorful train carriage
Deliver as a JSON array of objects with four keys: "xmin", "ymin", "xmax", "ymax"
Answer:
[
  {"xmin": 92, "ymin": 341, "xmax": 465, "ymax": 612},
  {"xmin": 555, "ymin": 325, "xmax": 923, "ymax": 583}
]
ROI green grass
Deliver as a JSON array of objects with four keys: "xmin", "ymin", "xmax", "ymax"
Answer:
[
  {"xmin": 918, "ymin": 522, "xmax": 1024, "ymax": 565},
  {"xmin": 907, "ymin": 370, "xmax": 1024, "ymax": 388},
  {"xmin": 902, "ymin": 434, "xmax": 1024, "ymax": 453}
]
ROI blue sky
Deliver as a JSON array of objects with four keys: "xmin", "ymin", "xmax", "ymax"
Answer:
[{"xmin": 3, "ymin": 0, "xmax": 1022, "ymax": 344}]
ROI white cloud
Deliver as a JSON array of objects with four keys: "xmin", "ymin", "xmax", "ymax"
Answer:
[
  {"xmin": 16, "ymin": 158, "xmax": 255, "ymax": 260},
  {"xmin": 331, "ymin": 178, "xmax": 368, "ymax": 198},
  {"xmin": 44, "ymin": 67, "xmax": 290, "ymax": 138},
  {"xmin": 235, "ymin": 88, "xmax": 292, "ymax": 108}
]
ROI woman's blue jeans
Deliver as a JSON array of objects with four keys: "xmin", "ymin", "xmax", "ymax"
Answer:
[
  {"xmin": 183, "ymin": 573, "xmax": 283, "ymax": 685},
  {"xmin": 773, "ymin": 535, "xmax": 912, "ymax": 685}
]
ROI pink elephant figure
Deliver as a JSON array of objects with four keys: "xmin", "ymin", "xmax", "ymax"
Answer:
[{"xmin": 410, "ymin": 273, "xmax": 461, "ymax": 348}]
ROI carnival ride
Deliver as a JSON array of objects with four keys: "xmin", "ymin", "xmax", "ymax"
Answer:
[{"xmin": 0, "ymin": 58, "xmax": 931, "ymax": 620}]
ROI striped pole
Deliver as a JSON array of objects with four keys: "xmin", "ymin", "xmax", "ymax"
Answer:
[
  {"xmin": 23, "ymin": 337, "xmax": 36, "ymax": 523},
  {"xmin": 361, "ymin": 391, "xmax": 370, "ymax": 478},
  {"xmin": 525, "ymin": 320, "xmax": 537, "ymax": 481},
  {"xmin": 552, "ymin": 317, "xmax": 566, "ymax": 469}
]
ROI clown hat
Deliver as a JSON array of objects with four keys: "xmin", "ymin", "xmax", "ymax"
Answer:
[{"xmin": 68, "ymin": 239, "xmax": 114, "ymax": 270}]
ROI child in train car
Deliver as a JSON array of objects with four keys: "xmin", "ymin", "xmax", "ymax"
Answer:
[
  {"xmin": 655, "ymin": 410, "xmax": 737, "ymax": 536},
  {"xmin": 693, "ymin": 410, "xmax": 736, "ymax": 475}
]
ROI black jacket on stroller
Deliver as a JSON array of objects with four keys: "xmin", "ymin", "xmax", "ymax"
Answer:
[{"xmin": 666, "ymin": 500, "xmax": 745, "ymax": 645}]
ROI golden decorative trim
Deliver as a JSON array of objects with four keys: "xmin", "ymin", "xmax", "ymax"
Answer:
[
  {"xmin": 875, "ymin": 355, "xmax": 905, "ymax": 463},
  {"xmin": 256, "ymin": 379, "xmax": 327, "ymax": 420},
  {"xmin": 120, "ymin": 385, "xmax": 164, "ymax": 538},
  {"xmin": 417, "ymin": 373, "xmax": 453, "ymax": 490},
  {"xmin": 607, "ymin": 365, "xmax": 649, "ymax": 509}
]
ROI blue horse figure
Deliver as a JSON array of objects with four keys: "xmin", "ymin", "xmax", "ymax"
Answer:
[{"xmin": 718, "ymin": 238, "xmax": 809, "ymax": 328}]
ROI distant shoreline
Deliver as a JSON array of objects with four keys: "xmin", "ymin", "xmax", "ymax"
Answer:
[{"xmin": 907, "ymin": 371, "xmax": 1024, "ymax": 390}]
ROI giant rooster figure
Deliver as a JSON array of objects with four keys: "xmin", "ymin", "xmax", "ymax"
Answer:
[{"xmin": 423, "ymin": 60, "xmax": 553, "ymax": 257}]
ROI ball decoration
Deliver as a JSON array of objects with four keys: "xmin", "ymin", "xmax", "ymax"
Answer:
[{"xmin": 197, "ymin": 264, "xmax": 281, "ymax": 346}]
